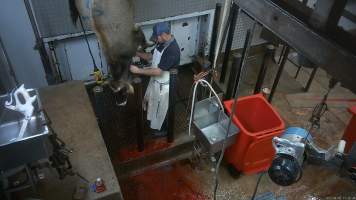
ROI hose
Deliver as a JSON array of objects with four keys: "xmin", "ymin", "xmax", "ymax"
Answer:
[
  {"xmin": 187, "ymin": 78, "xmax": 239, "ymax": 200},
  {"xmin": 250, "ymin": 173, "xmax": 265, "ymax": 200},
  {"xmin": 77, "ymin": 15, "xmax": 98, "ymax": 71}
]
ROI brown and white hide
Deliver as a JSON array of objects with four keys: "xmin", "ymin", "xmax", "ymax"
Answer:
[{"xmin": 70, "ymin": 0, "xmax": 146, "ymax": 94}]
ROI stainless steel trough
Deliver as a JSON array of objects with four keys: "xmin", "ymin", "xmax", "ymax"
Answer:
[
  {"xmin": 0, "ymin": 90, "xmax": 50, "ymax": 171},
  {"xmin": 193, "ymin": 96, "xmax": 239, "ymax": 154}
]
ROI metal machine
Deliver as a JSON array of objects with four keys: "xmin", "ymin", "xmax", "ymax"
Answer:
[
  {"xmin": 0, "ymin": 85, "xmax": 81, "ymax": 199},
  {"xmin": 269, "ymin": 126, "xmax": 356, "ymax": 186},
  {"xmin": 0, "ymin": 85, "xmax": 50, "ymax": 171},
  {"xmin": 268, "ymin": 79, "xmax": 356, "ymax": 186}
]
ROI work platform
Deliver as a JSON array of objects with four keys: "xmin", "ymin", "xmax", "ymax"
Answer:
[{"xmin": 37, "ymin": 81, "xmax": 122, "ymax": 200}]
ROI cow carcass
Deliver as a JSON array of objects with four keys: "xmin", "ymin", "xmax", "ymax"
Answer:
[{"xmin": 69, "ymin": 0, "xmax": 147, "ymax": 97}]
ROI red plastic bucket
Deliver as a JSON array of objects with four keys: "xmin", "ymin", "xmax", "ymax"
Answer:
[
  {"xmin": 224, "ymin": 94, "xmax": 285, "ymax": 174},
  {"xmin": 342, "ymin": 106, "xmax": 356, "ymax": 153}
]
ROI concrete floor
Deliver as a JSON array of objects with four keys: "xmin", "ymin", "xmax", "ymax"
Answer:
[
  {"xmin": 4, "ymin": 46, "xmax": 355, "ymax": 200},
  {"xmin": 28, "ymin": 45, "xmax": 354, "ymax": 200},
  {"xmin": 197, "ymin": 49, "xmax": 356, "ymax": 199},
  {"xmin": 118, "ymin": 47, "xmax": 356, "ymax": 199}
]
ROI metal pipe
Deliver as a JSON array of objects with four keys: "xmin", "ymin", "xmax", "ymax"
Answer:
[
  {"xmin": 225, "ymin": 53, "xmax": 242, "ymax": 100},
  {"xmin": 294, "ymin": 65, "xmax": 302, "ymax": 79},
  {"xmin": 227, "ymin": 15, "xmax": 257, "ymax": 97},
  {"xmin": 304, "ymin": 67, "xmax": 318, "ymax": 92},
  {"xmin": 212, "ymin": 0, "xmax": 233, "ymax": 70},
  {"xmin": 254, "ymin": 45, "xmax": 275, "ymax": 94},
  {"xmin": 232, "ymin": 29, "xmax": 254, "ymax": 97},
  {"xmin": 278, "ymin": 45, "xmax": 286, "ymax": 65},
  {"xmin": 167, "ymin": 69, "xmax": 178, "ymax": 143},
  {"xmin": 268, "ymin": 46, "xmax": 290, "ymax": 102},
  {"xmin": 133, "ymin": 77, "xmax": 144, "ymax": 151},
  {"xmin": 209, "ymin": 3, "xmax": 222, "ymax": 64},
  {"xmin": 219, "ymin": 3, "xmax": 239, "ymax": 83}
]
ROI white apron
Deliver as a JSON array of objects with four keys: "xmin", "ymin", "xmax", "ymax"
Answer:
[{"xmin": 144, "ymin": 45, "xmax": 171, "ymax": 130}]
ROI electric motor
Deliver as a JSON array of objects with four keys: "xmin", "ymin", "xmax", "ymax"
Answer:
[
  {"xmin": 269, "ymin": 153, "xmax": 302, "ymax": 186},
  {"xmin": 268, "ymin": 127, "xmax": 311, "ymax": 186}
]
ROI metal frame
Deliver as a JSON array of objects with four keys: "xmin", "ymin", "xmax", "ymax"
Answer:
[
  {"xmin": 238, "ymin": 0, "xmax": 356, "ymax": 94},
  {"xmin": 24, "ymin": 0, "xmax": 55, "ymax": 84},
  {"xmin": 219, "ymin": 2, "xmax": 239, "ymax": 83},
  {"xmin": 209, "ymin": 3, "xmax": 222, "ymax": 64}
]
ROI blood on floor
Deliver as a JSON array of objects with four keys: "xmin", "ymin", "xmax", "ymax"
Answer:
[
  {"xmin": 112, "ymin": 137, "xmax": 172, "ymax": 164},
  {"xmin": 119, "ymin": 161, "xmax": 207, "ymax": 200}
]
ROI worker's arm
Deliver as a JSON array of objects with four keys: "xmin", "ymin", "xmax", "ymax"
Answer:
[
  {"xmin": 130, "ymin": 65, "xmax": 162, "ymax": 76},
  {"xmin": 136, "ymin": 52, "xmax": 153, "ymax": 61}
]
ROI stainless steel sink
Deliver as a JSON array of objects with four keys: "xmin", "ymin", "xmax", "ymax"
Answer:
[
  {"xmin": 193, "ymin": 97, "xmax": 239, "ymax": 154},
  {"xmin": 0, "ymin": 90, "xmax": 50, "ymax": 171}
]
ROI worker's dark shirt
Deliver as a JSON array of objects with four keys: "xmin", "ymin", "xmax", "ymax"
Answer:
[{"xmin": 151, "ymin": 37, "xmax": 181, "ymax": 71}]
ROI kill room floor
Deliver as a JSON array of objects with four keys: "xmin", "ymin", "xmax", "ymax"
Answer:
[{"xmin": 89, "ymin": 47, "xmax": 356, "ymax": 200}]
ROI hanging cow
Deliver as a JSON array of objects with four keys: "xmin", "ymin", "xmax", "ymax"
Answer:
[{"xmin": 69, "ymin": 0, "xmax": 147, "ymax": 102}]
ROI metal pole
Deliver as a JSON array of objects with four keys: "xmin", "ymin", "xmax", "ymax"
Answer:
[
  {"xmin": 212, "ymin": 0, "xmax": 233, "ymax": 71},
  {"xmin": 133, "ymin": 77, "xmax": 144, "ymax": 151},
  {"xmin": 254, "ymin": 45, "xmax": 275, "ymax": 94},
  {"xmin": 0, "ymin": 36, "xmax": 18, "ymax": 87},
  {"xmin": 219, "ymin": 3, "xmax": 239, "ymax": 83},
  {"xmin": 278, "ymin": 45, "xmax": 286, "ymax": 65},
  {"xmin": 92, "ymin": 85, "xmax": 105, "ymax": 126},
  {"xmin": 167, "ymin": 69, "xmax": 178, "ymax": 143},
  {"xmin": 225, "ymin": 53, "xmax": 242, "ymax": 100},
  {"xmin": 268, "ymin": 46, "xmax": 290, "ymax": 102},
  {"xmin": 294, "ymin": 65, "xmax": 302, "ymax": 79},
  {"xmin": 304, "ymin": 67, "xmax": 318, "ymax": 92},
  {"xmin": 232, "ymin": 29, "xmax": 253, "ymax": 97},
  {"xmin": 209, "ymin": 3, "xmax": 222, "ymax": 64},
  {"xmin": 23, "ymin": 0, "xmax": 55, "ymax": 84}
]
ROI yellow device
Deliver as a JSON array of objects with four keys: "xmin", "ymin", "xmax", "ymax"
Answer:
[{"xmin": 93, "ymin": 68, "xmax": 103, "ymax": 84}]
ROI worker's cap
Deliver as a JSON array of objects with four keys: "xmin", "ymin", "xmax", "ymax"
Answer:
[{"xmin": 151, "ymin": 22, "xmax": 170, "ymax": 41}]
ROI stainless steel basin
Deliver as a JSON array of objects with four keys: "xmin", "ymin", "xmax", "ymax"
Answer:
[
  {"xmin": 0, "ymin": 90, "xmax": 50, "ymax": 171},
  {"xmin": 193, "ymin": 97, "xmax": 239, "ymax": 154}
]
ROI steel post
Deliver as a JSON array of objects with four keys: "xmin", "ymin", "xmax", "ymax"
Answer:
[
  {"xmin": 254, "ymin": 45, "xmax": 275, "ymax": 94},
  {"xmin": 304, "ymin": 67, "xmax": 318, "ymax": 92},
  {"xmin": 232, "ymin": 29, "xmax": 253, "ymax": 98},
  {"xmin": 209, "ymin": 3, "xmax": 222, "ymax": 64},
  {"xmin": 278, "ymin": 45, "xmax": 287, "ymax": 65},
  {"xmin": 23, "ymin": 0, "xmax": 55, "ymax": 84},
  {"xmin": 167, "ymin": 69, "xmax": 178, "ymax": 143},
  {"xmin": 133, "ymin": 77, "xmax": 144, "ymax": 151},
  {"xmin": 219, "ymin": 3, "xmax": 239, "ymax": 83},
  {"xmin": 225, "ymin": 53, "xmax": 242, "ymax": 100},
  {"xmin": 268, "ymin": 46, "xmax": 290, "ymax": 102}
]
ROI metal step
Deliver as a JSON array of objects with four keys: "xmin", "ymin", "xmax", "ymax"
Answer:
[{"xmin": 115, "ymin": 134, "xmax": 195, "ymax": 179}]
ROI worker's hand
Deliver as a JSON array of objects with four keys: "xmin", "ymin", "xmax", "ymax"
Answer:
[
  {"xmin": 136, "ymin": 51, "xmax": 143, "ymax": 57},
  {"xmin": 194, "ymin": 71, "xmax": 209, "ymax": 82},
  {"xmin": 130, "ymin": 65, "xmax": 141, "ymax": 74}
]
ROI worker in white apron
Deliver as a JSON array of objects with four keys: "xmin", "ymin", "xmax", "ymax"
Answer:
[{"xmin": 130, "ymin": 22, "xmax": 181, "ymax": 134}]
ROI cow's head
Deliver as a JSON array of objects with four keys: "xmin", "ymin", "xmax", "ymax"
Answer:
[
  {"xmin": 107, "ymin": 27, "xmax": 148, "ymax": 105},
  {"xmin": 107, "ymin": 56, "xmax": 134, "ymax": 105}
]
